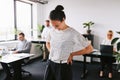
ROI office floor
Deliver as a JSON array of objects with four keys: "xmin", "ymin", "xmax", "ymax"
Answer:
[{"xmin": 0, "ymin": 58, "xmax": 120, "ymax": 80}]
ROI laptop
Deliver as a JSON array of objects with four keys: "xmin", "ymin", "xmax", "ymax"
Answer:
[{"xmin": 100, "ymin": 45, "xmax": 113, "ymax": 56}]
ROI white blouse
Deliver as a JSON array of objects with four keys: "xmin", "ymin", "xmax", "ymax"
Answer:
[
  {"xmin": 101, "ymin": 39, "xmax": 117, "ymax": 51},
  {"xmin": 46, "ymin": 27, "xmax": 89, "ymax": 63},
  {"xmin": 101, "ymin": 39, "xmax": 112, "ymax": 45}
]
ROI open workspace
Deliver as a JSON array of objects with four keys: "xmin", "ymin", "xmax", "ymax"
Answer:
[{"xmin": 0, "ymin": 0, "xmax": 120, "ymax": 80}]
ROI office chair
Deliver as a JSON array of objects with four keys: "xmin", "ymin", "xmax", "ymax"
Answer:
[
  {"xmin": 21, "ymin": 58, "xmax": 32, "ymax": 77},
  {"xmin": 10, "ymin": 58, "xmax": 32, "ymax": 78},
  {"xmin": 20, "ymin": 42, "xmax": 32, "ymax": 77},
  {"xmin": 10, "ymin": 51, "xmax": 32, "ymax": 78}
]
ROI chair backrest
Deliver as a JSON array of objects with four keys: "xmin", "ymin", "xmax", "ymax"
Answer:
[
  {"xmin": 100, "ymin": 45, "xmax": 113, "ymax": 56},
  {"xmin": 23, "ymin": 41, "xmax": 32, "ymax": 64}
]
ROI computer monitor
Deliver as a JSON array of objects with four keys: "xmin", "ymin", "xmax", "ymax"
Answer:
[{"xmin": 100, "ymin": 45, "xmax": 113, "ymax": 56}]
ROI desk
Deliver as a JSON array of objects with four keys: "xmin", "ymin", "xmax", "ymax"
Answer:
[
  {"xmin": 0, "ymin": 53, "xmax": 34, "ymax": 80},
  {"xmin": 31, "ymin": 39, "xmax": 46, "ymax": 44},
  {"xmin": 81, "ymin": 50, "xmax": 116, "ymax": 79}
]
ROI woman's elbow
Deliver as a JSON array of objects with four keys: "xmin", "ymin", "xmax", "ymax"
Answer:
[
  {"xmin": 87, "ymin": 44, "xmax": 93, "ymax": 54},
  {"xmin": 90, "ymin": 45, "xmax": 93, "ymax": 51}
]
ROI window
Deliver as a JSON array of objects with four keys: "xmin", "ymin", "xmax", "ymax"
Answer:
[
  {"xmin": 0, "ymin": 0, "xmax": 34, "ymax": 41},
  {"xmin": 0, "ymin": 0, "xmax": 14, "ymax": 41},
  {"xmin": 16, "ymin": 1, "xmax": 33, "ymax": 40}
]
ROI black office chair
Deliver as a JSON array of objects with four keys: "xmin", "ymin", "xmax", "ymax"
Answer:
[
  {"xmin": 21, "ymin": 58, "xmax": 32, "ymax": 77},
  {"xmin": 10, "ymin": 58, "xmax": 32, "ymax": 78},
  {"xmin": 10, "ymin": 52, "xmax": 32, "ymax": 78}
]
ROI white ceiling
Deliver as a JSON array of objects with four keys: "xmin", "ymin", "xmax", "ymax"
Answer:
[{"xmin": 28, "ymin": 0, "xmax": 49, "ymax": 4}]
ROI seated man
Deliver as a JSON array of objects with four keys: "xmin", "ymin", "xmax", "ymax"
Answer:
[
  {"xmin": 1, "ymin": 32, "xmax": 31, "ymax": 80},
  {"xmin": 12, "ymin": 32, "xmax": 31, "ymax": 53}
]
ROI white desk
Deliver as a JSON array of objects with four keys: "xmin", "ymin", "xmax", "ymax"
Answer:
[
  {"xmin": 81, "ymin": 49, "xmax": 116, "ymax": 79},
  {"xmin": 0, "ymin": 52, "xmax": 34, "ymax": 80},
  {"xmin": 0, "ymin": 53, "xmax": 34, "ymax": 63}
]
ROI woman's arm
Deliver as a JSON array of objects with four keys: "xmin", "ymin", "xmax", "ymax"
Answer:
[
  {"xmin": 46, "ymin": 42, "xmax": 50, "ymax": 52},
  {"xmin": 67, "ymin": 44, "xmax": 93, "ymax": 64}
]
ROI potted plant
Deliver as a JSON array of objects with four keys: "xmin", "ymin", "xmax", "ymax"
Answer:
[
  {"xmin": 83, "ymin": 21, "xmax": 94, "ymax": 34},
  {"xmin": 111, "ymin": 31, "xmax": 120, "ymax": 70},
  {"xmin": 37, "ymin": 24, "xmax": 44, "ymax": 38},
  {"xmin": 37, "ymin": 24, "xmax": 44, "ymax": 33},
  {"xmin": 111, "ymin": 32, "xmax": 120, "ymax": 61},
  {"xmin": 12, "ymin": 28, "xmax": 22, "ymax": 40}
]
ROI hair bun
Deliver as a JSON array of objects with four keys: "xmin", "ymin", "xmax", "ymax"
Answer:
[{"xmin": 55, "ymin": 5, "xmax": 64, "ymax": 11}]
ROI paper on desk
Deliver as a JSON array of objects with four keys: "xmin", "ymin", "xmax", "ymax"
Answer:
[
  {"xmin": 14, "ymin": 53, "xmax": 29, "ymax": 56},
  {"xmin": 0, "ymin": 53, "xmax": 34, "ymax": 63},
  {"xmin": 0, "ymin": 54, "xmax": 21, "ymax": 63},
  {"xmin": 93, "ymin": 49, "xmax": 99, "ymax": 52},
  {"xmin": 92, "ymin": 51, "xmax": 101, "ymax": 55}
]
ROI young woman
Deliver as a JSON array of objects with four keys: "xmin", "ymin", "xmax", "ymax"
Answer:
[
  {"xmin": 100, "ymin": 30, "xmax": 116, "ymax": 79},
  {"xmin": 44, "ymin": 5, "xmax": 93, "ymax": 80}
]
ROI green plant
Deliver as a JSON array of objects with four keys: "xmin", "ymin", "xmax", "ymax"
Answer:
[
  {"xmin": 37, "ymin": 24, "xmax": 44, "ymax": 33},
  {"xmin": 13, "ymin": 28, "xmax": 22, "ymax": 35},
  {"xmin": 37, "ymin": 24, "xmax": 44, "ymax": 38},
  {"xmin": 83, "ymin": 21, "xmax": 94, "ymax": 30},
  {"xmin": 111, "ymin": 31, "xmax": 120, "ymax": 63}
]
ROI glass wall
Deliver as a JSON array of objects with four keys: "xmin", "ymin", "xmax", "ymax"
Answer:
[
  {"xmin": 16, "ymin": 1, "xmax": 33, "ymax": 40},
  {"xmin": 0, "ymin": 0, "xmax": 33, "ymax": 41},
  {"xmin": 0, "ymin": 0, "xmax": 14, "ymax": 41}
]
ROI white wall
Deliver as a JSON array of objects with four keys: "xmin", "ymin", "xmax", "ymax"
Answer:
[
  {"xmin": 43, "ymin": 0, "xmax": 120, "ymax": 49},
  {"xmin": 37, "ymin": 3, "xmax": 44, "ymax": 25},
  {"xmin": 31, "ymin": 3, "xmax": 45, "ymax": 39}
]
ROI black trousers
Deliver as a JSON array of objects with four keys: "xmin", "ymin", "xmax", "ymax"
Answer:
[
  {"xmin": 44, "ymin": 60, "xmax": 72, "ymax": 80},
  {"xmin": 100, "ymin": 57, "xmax": 116, "ymax": 73}
]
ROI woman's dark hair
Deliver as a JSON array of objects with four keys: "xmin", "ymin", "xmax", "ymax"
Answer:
[{"xmin": 49, "ymin": 5, "xmax": 66, "ymax": 22}]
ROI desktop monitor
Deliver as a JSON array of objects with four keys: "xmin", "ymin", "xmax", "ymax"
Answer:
[{"xmin": 100, "ymin": 45, "xmax": 113, "ymax": 56}]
